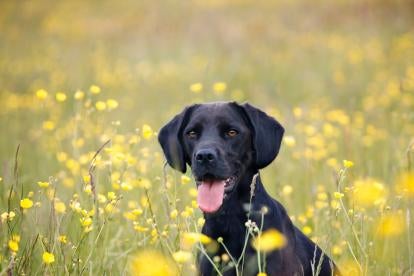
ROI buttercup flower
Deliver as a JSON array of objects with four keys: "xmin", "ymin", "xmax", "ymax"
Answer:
[
  {"xmin": 42, "ymin": 252, "xmax": 55, "ymax": 264},
  {"xmin": 343, "ymin": 160, "xmax": 354, "ymax": 168},
  {"xmin": 90, "ymin": 85, "xmax": 101, "ymax": 94},
  {"xmin": 8, "ymin": 240, "xmax": 19, "ymax": 252},
  {"xmin": 38, "ymin": 181, "xmax": 49, "ymax": 188},
  {"xmin": 252, "ymin": 229, "xmax": 287, "ymax": 252},
  {"xmin": 172, "ymin": 250, "xmax": 192, "ymax": 263},
  {"xmin": 20, "ymin": 198, "xmax": 33, "ymax": 209}
]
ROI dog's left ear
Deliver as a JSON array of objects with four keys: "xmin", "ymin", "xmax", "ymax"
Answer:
[
  {"xmin": 158, "ymin": 105, "xmax": 198, "ymax": 173},
  {"xmin": 238, "ymin": 103, "xmax": 284, "ymax": 169}
]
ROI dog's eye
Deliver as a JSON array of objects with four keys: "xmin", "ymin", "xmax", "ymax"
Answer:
[
  {"xmin": 187, "ymin": 130, "xmax": 198, "ymax": 139},
  {"xmin": 226, "ymin": 129, "xmax": 238, "ymax": 137}
]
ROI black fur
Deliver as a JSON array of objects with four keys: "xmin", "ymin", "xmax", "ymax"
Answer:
[{"xmin": 158, "ymin": 102, "xmax": 339, "ymax": 276}]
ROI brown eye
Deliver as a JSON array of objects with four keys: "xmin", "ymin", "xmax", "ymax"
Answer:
[
  {"xmin": 187, "ymin": 130, "xmax": 198, "ymax": 139},
  {"xmin": 227, "ymin": 129, "xmax": 238, "ymax": 137}
]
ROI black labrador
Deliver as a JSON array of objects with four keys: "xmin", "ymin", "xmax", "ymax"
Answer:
[{"xmin": 158, "ymin": 102, "xmax": 339, "ymax": 276}]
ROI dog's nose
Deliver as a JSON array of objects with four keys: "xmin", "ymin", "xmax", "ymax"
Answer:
[{"xmin": 195, "ymin": 149, "xmax": 216, "ymax": 164}]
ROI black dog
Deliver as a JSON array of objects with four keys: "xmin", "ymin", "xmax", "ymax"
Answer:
[{"xmin": 159, "ymin": 102, "xmax": 338, "ymax": 276}]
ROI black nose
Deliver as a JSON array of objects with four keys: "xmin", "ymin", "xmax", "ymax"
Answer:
[{"xmin": 195, "ymin": 149, "xmax": 216, "ymax": 164}]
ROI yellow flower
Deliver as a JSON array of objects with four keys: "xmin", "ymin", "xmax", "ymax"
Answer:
[
  {"xmin": 188, "ymin": 188, "xmax": 198, "ymax": 197},
  {"xmin": 20, "ymin": 198, "xmax": 33, "ymax": 209},
  {"xmin": 376, "ymin": 212, "xmax": 405, "ymax": 237},
  {"xmin": 333, "ymin": 192, "xmax": 344, "ymax": 199},
  {"xmin": 73, "ymin": 138, "xmax": 84, "ymax": 148},
  {"xmin": 137, "ymin": 178, "xmax": 151, "ymax": 189},
  {"xmin": 130, "ymin": 249, "xmax": 178, "ymax": 276},
  {"xmin": 56, "ymin": 152, "xmax": 68, "ymax": 162},
  {"xmin": 142, "ymin": 124, "xmax": 153, "ymax": 140},
  {"xmin": 213, "ymin": 82, "xmax": 227, "ymax": 94},
  {"xmin": 121, "ymin": 182, "xmax": 133, "ymax": 191},
  {"xmin": 326, "ymin": 109, "xmax": 350, "ymax": 125},
  {"xmin": 90, "ymin": 85, "xmax": 101, "ymax": 94},
  {"xmin": 87, "ymin": 209, "xmax": 95, "ymax": 216},
  {"xmin": 107, "ymin": 99, "xmax": 119, "ymax": 110},
  {"xmin": 82, "ymin": 175, "xmax": 90, "ymax": 184},
  {"xmin": 282, "ymin": 185, "xmax": 293, "ymax": 196},
  {"xmin": 221, "ymin": 253, "xmax": 230, "ymax": 262},
  {"xmin": 181, "ymin": 210, "xmax": 190, "ymax": 218},
  {"xmin": 257, "ymin": 273, "xmax": 268, "ymax": 276},
  {"xmin": 107, "ymin": 191, "xmax": 116, "ymax": 200},
  {"xmin": 190, "ymin": 82, "xmax": 203, "ymax": 93},
  {"xmin": 293, "ymin": 107, "xmax": 302, "ymax": 118},
  {"xmin": 1, "ymin": 212, "xmax": 7, "ymax": 221},
  {"xmin": 38, "ymin": 181, "xmax": 49, "ymax": 188},
  {"xmin": 302, "ymin": 226, "xmax": 312, "ymax": 236},
  {"xmin": 42, "ymin": 120, "xmax": 55, "ymax": 130},
  {"xmin": 12, "ymin": 235, "xmax": 20, "ymax": 242},
  {"xmin": 58, "ymin": 235, "xmax": 67, "ymax": 244},
  {"xmin": 338, "ymin": 260, "xmax": 362, "ymax": 276},
  {"xmin": 343, "ymin": 160, "xmax": 354, "ymax": 168},
  {"xmin": 36, "ymin": 89, "xmax": 48, "ymax": 100},
  {"xmin": 54, "ymin": 201, "xmax": 66, "ymax": 214},
  {"xmin": 181, "ymin": 175, "xmax": 192, "ymax": 185},
  {"xmin": 134, "ymin": 225, "xmax": 149, "ymax": 232},
  {"xmin": 332, "ymin": 245, "xmax": 343, "ymax": 256},
  {"xmin": 283, "ymin": 136, "xmax": 296, "ymax": 147},
  {"xmin": 55, "ymin": 92, "xmax": 67, "ymax": 102},
  {"xmin": 42, "ymin": 252, "xmax": 55, "ymax": 264},
  {"xmin": 1, "ymin": 211, "xmax": 15, "ymax": 222},
  {"xmin": 84, "ymin": 226, "xmax": 94, "ymax": 233},
  {"xmin": 124, "ymin": 212, "xmax": 137, "ymax": 221},
  {"xmin": 352, "ymin": 178, "xmax": 387, "ymax": 207},
  {"xmin": 170, "ymin": 209, "xmax": 178, "ymax": 219},
  {"xmin": 8, "ymin": 240, "xmax": 19, "ymax": 252},
  {"xmin": 172, "ymin": 250, "xmax": 192, "ymax": 263},
  {"xmin": 74, "ymin": 90, "xmax": 85, "ymax": 100},
  {"xmin": 105, "ymin": 203, "xmax": 115, "ymax": 213},
  {"xmin": 70, "ymin": 201, "xmax": 81, "ymax": 213},
  {"xmin": 98, "ymin": 194, "xmax": 107, "ymax": 204},
  {"xmin": 132, "ymin": 208, "xmax": 143, "ymax": 216},
  {"xmin": 95, "ymin": 101, "xmax": 107, "ymax": 111},
  {"xmin": 181, "ymin": 232, "xmax": 212, "ymax": 249},
  {"xmin": 84, "ymin": 184, "xmax": 92, "ymax": 195},
  {"xmin": 331, "ymin": 200, "xmax": 340, "ymax": 209},
  {"xmin": 252, "ymin": 229, "xmax": 287, "ymax": 253},
  {"xmin": 326, "ymin": 158, "xmax": 339, "ymax": 170},
  {"xmin": 80, "ymin": 217, "xmax": 92, "ymax": 227},
  {"xmin": 197, "ymin": 217, "xmax": 205, "ymax": 227},
  {"xmin": 395, "ymin": 172, "xmax": 414, "ymax": 198}
]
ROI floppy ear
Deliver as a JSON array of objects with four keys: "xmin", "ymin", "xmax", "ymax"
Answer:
[
  {"xmin": 239, "ymin": 103, "xmax": 284, "ymax": 169},
  {"xmin": 158, "ymin": 105, "xmax": 197, "ymax": 173}
]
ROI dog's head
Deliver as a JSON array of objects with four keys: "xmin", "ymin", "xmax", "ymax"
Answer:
[{"xmin": 158, "ymin": 102, "xmax": 284, "ymax": 213}]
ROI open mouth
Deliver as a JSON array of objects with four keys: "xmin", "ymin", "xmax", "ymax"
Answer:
[{"xmin": 196, "ymin": 175, "xmax": 237, "ymax": 213}]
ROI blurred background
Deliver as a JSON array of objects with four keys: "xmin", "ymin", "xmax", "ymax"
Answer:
[{"xmin": 1, "ymin": 0, "xmax": 414, "ymax": 275}]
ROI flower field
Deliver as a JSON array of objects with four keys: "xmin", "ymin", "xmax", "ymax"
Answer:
[{"xmin": 0, "ymin": 0, "xmax": 413, "ymax": 275}]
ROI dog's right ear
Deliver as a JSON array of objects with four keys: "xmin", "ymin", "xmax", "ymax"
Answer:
[{"xmin": 158, "ymin": 105, "xmax": 198, "ymax": 173}]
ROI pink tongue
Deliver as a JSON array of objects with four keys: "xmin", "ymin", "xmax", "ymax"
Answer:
[{"xmin": 197, "ymin": 180, "xmax": 225, "ymax": 213}]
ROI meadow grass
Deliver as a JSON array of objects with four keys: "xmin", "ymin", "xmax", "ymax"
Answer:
[{"xmin": 0, "ymin": 0, "xmax": 414, "ymax": 275}]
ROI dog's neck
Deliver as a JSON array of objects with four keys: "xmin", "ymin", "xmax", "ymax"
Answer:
[{"xmin": 201, "ymin": 170, "xmax": 274, "ymax": 260}]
